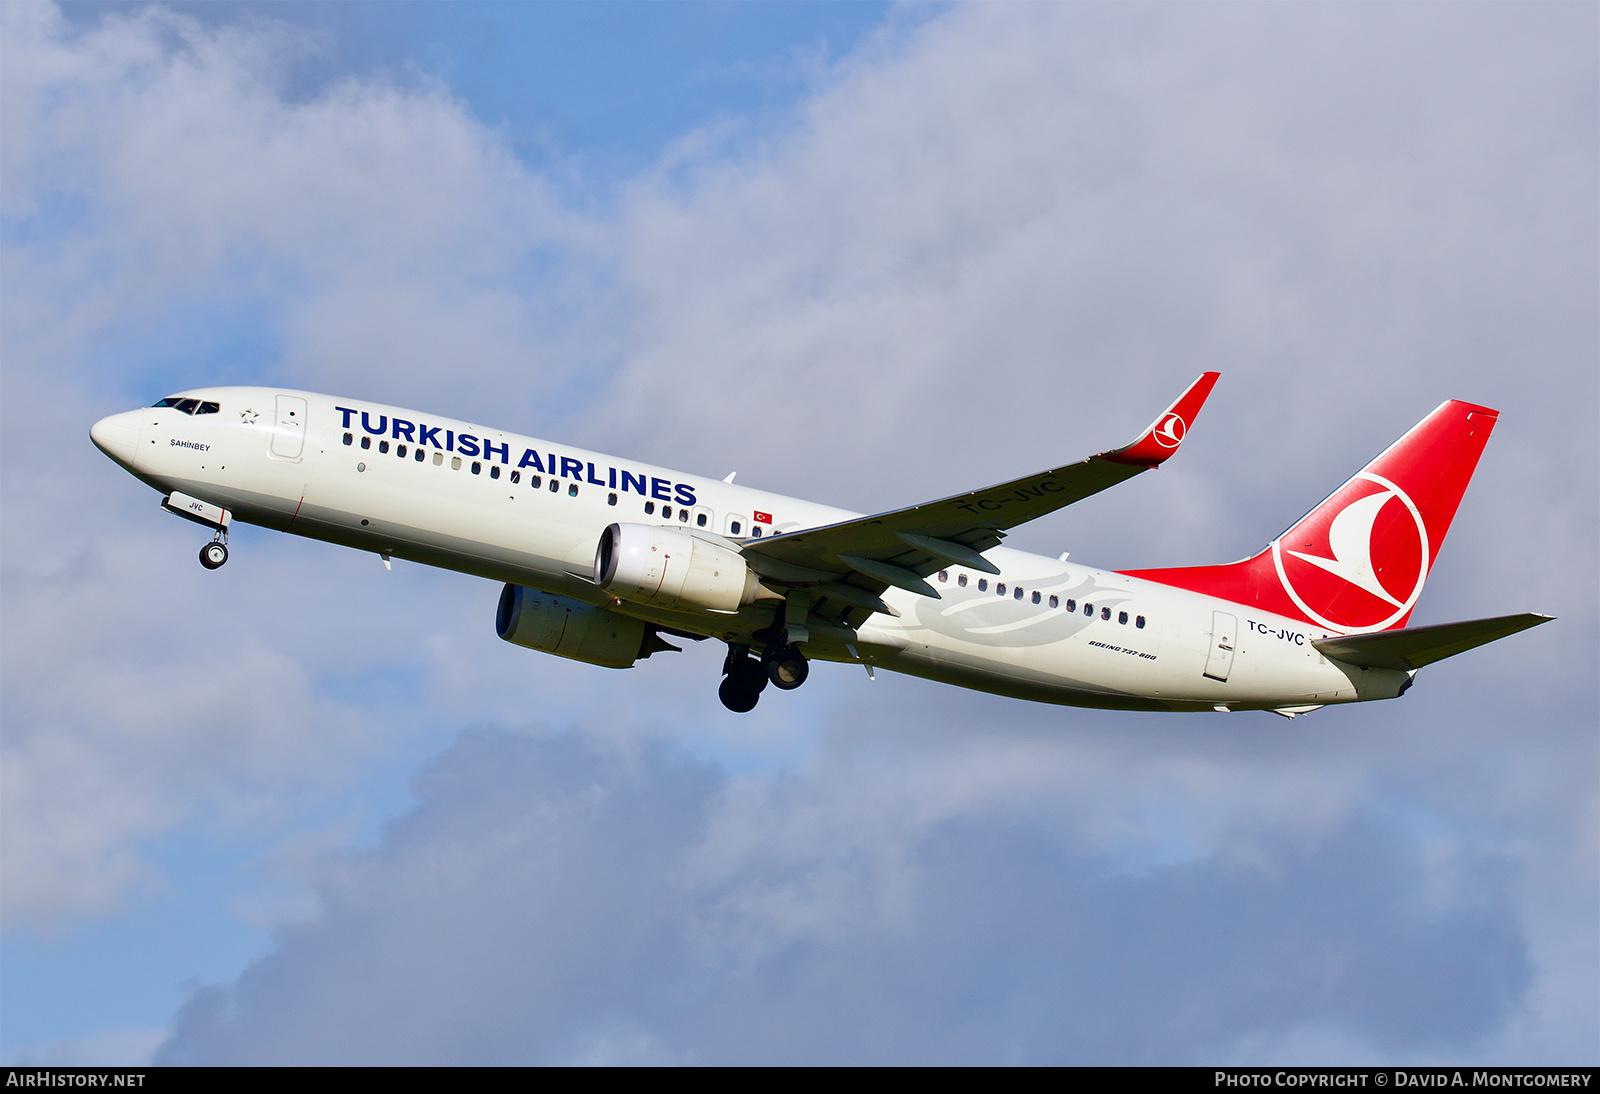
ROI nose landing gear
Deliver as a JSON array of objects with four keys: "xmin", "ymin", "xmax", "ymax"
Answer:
[
  {"xmin": 199, "ymin": 538, "xmax": 230, "ymax": 569},
  {"xmin": 162, "ymin": 492, "xmax": 234, "ymax": 571}
]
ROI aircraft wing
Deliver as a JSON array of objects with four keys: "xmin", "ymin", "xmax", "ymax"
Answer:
[{"xmin": 740, "ymin": 372, "xmax": 1219, "ymax": 616}]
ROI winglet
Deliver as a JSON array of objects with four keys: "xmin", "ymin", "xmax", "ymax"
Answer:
[{"xmin": 1104, "ymin": 372, "xmax": 1220, "ymax": 467}]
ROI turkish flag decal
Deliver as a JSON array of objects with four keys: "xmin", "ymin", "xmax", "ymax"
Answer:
[{"xmin": 753, "ymin": 510, "xmax": 772, "ymax": 524}]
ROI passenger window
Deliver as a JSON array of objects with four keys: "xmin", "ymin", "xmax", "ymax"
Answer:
[
  {"xmin": 997, "ymin": 583, "xmax": 1006, "ymax": 596},
  {"xmin": 1015, "ymin": 587, "xmax": 1024, "ymax": 600},
  {"xmin": 1118, "ymin": 611, "xmax": 1128, "ymax": 624},
  {"xmin": 343, "ymin": 433, "xmax": 353, "ymax": 446},
  {"xmin": 978, "ymin": 579, "xmax": 988, "ymax": 592},
  {"xmin": 529, "ymin": 475, "xmax": 540, "ymax": 488},
  {"xmin": 1084, "ymin": 603, "xmax": 1093, "ymax": 616},
  {"xmin": 1136, "ymin": 616, "xmax": 1146, "ymax": 629},
  {"xmin": 1065, "ymin": 599, "xmax": 1075, "ymax": 612},
  {"xmin": 379, "ymin": 440, "xmax": 390, "ymax": 454},
  {"xmin": 397, "ymin": 444, "xmax": 407, "ymax": 458},
  {"xmin": 490, "ymin": 465, "xmax": 500, "ymax": 479},
  {"xmin": 938, "ymin": 571, "xmax": 948, "ymax": 583},
  {"xmin": 697, "ymin": 513, "xmax": 707, "ymax": 527},
  {"xmin": 662, "ymin": 506, "xmax": 672, "ymax": 520},
  {"xmin": 1049, "ymin": 595, "xmax": 1059, "ymax": 608},
  {"xmin": 549, "ymin": 479, "xmax": 558, "ymax": 492},
  {"xmin": 451, "ymin": 456, "xmax": 462, "ymax": 470},
  {"xmin": 433, "ymin": 452, "xmax": 444, "ymax": 466},
  {"xmin": 361, "ymin": 436, "xmax": 371, "ymax": 450},
  {"xmin": 1101, "ymin": 607, "xmax": 1111, "ymax": 620},
  {"xmin": 471, "ymin": 461, "xmax": 481, "ymax": 475},
  {"xmin": 608, "ymin": 493, "xmax": 618, "ymax": 506},
  {"xmin": 645, "ymin": 502, "xmax": 655, "ymax": 515},
  {"xmin": 752, "ymin": 526, "xmax": 762, "ymax": 538},
  {"xmin": 510, "ymin": 471, "xmax": 520, "ymax": 484},
  {"xmin": 679, "ymin": 509, "xmax": 689, "ymax": 522},
  {"xmin": 1032, "ymin": 591, "xmax": 1041, "ymax": 604},
  {"xmin": 414, "ymin": 448, "xmax": 424, "ymax": 462},
  {"xmin": 730, "ymin": 520, "xmax": 741, "ymax": 535},
  {"xmin": 568, "ymin": 483, "xmax": 578, "ymax": 497},
  {"xmin": 958, "ymin": 574, "xmax": 967, "ymax": 587}
]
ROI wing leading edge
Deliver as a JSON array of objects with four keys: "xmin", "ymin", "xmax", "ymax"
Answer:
[{"xmin": 741, "ymin": 372, "xmax": 1220, "ymax": 619}]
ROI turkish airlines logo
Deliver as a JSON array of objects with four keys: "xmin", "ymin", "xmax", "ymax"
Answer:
[
  {"xmin": 1270, "ymin": 472, "xmax": 1430, "ymax": 634},
  {"xmin": 1152, "ymin": 412, "xmax": 1187, "ymax": 449}
]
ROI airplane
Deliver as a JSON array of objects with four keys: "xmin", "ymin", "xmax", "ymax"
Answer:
[{"xmin": 89, "ymin": 373, "xmax": 1550, "ymax": 716}]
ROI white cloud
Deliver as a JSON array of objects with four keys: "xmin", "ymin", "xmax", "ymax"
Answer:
[
  {"xmin": 595, "ymin": 4, "xmax": 1597, "ymax": 586},
  {"xmin": 155, "ymin": 722, "xmax": 1548, "ymax": 1064},
  {"xmin": 1, "ymin": 2, "xmax": 598, "ymax": 420}
]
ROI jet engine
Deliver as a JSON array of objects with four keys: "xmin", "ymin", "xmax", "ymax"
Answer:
[
  {"xmin": 495, "ymin": 584, "xmax": 669, "ymax": 668},
  {"xmin": 594, "ymin": 522, "xmax": 762, "ymax": 613}
]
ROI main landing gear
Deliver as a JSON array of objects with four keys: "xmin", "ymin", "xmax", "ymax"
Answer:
[
  {"xmin": 718, "ymin": 641, "xmax": 811, "ymax": 712},
  {"xmin": 719, "ymin": 648, "xmax": 766, "ymax": 713},
  {"xmin": 767, "ymin": 646, "xmax": 809, "ymax": 690}
]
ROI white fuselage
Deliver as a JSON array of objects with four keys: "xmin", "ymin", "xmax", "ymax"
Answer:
[{"xmin": 92, "ymin": 387, "xmax": 1407, "ymax": 713}]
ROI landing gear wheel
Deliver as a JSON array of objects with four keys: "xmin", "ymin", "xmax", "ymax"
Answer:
[
  {"xmin": 199, "ymin": 541, "xmax": 229, "ymax": 569},
  {"xmin": 730, "ymin": 657, "xmax": 768, "ymax": 694},
  {"xmin": 767, "ymin": 647, "xmax": 809, "ymax": 690},
  {"xmin": 719, "ymin": 675, "xmax": 761, "ymax": 713},
  {"xmin": 719, "ymin": 647, "xmax": 768, "ymax": 713}
]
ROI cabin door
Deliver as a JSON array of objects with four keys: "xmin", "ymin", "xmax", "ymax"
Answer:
[
  {"xmin": 271, "ymin": 395, "xmax": 307, "ymax": 459},
  {"xmin": 1203, "ymin": 611, "xmax": 1237, "ymax": 682}
]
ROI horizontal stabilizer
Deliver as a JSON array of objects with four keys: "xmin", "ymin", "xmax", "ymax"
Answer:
[{"xmin": 1312, "ymin": 613, "xmax": 1553, "ymax": 672}]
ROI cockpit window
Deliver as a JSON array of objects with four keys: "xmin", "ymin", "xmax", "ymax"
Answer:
[{"xmin": 151, "ymin": 397, "xmax": 219, "ymax": 416}]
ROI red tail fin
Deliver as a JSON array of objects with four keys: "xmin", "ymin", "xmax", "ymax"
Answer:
[{"xmin": 1122, "ymin": 400, "xmax": 1499, "ymax": 634}]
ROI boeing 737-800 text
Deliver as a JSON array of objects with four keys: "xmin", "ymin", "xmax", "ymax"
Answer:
[{"xmin": 90, "ymin": 374, "xmax": 1549, "ymax": 715}]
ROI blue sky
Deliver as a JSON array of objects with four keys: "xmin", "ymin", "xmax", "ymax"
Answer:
[
  {"xmin": 3, "ymin": 1, "xmax": 1596, "ymax": 1065},
  {"xmin": 70, "ymin": 1, "xmax": 905, "ymax": 186}
]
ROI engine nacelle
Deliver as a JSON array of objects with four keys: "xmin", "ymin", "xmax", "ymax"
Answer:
[
  {"xmin": 495, "ymin": 584, "xmax": 649, "ymax": 668},
  {"xmin": 594, "ymin": 522, "xmax": 760, "ymax": 613}
]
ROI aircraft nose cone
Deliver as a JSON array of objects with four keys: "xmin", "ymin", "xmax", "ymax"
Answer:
[{"xmin": 90, "ymin": 409, "xmax": 143, "ymax": 468}]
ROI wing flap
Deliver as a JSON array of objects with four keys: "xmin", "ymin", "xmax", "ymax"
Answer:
[{"xmin": 1312, "ymin": 613, "xmax": 1553, "ymax": 671}]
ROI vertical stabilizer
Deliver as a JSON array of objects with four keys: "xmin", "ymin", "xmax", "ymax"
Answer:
[{"xmin": 1122, "ymin": 400, "xmax": 1499, "ymax": 634}]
